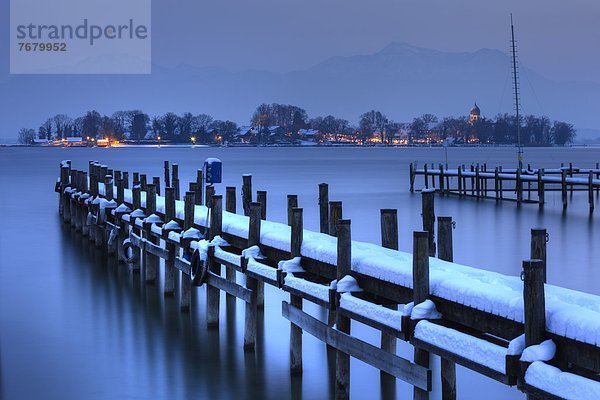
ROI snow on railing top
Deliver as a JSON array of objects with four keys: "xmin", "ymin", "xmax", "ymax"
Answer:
[{"xmin": 97, "ymin": 182, "xmax": 600, "ymax": 347}]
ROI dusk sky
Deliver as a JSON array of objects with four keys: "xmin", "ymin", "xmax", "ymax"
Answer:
[{"xmin": 1, "ymin": 0, "xmax": 598, "ymax": 81}]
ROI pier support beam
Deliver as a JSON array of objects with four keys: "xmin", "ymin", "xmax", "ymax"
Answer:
[
  {"xmin": 335, "ymin": 219, "xmax": 352, "ymax": 400},
  {"xmin": 290, "ymin": 207, "xmax": 304, "ymax": 374},
  {"xmin": 244, "ymin": 202, "xmax": 261, "ymax": 350},
  {"xmin": 413, "ymin": 231, "xmax": 431, "ymax": 400}
]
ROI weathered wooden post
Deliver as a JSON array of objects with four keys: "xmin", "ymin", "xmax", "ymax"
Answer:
[
  {"xmin": 437, "ymin": 217, "xmax": 456, "ymax": 400},
  {"xmin": 498, "ymin": 166, "xmax": 504, "ymax": 200},
  {"xmin": 421, "ymin": 190, "xmax": 436, "ymax": 257},
  {"xmin": 423, "ymin": 164, "xmax": 429, "ymax": 189},
  {"xmin": 537, "ymin": 169, "xmax": 545, "ymax": 206},
  {"xmin": 470, "ymin": 165, "xmax": 475, "ymax": 196},
  {"xmin": 226, "ymin": 187, "xmax": 237, "ymax": 214},
  {"xmin": 569, "ymin": 162, "xmax": 574, "ymax": 196},
  {"xmin": 181, "ymin": 191, "xmax": 194, "ymax": 311},
  {"xmin": 206, "ymin": 186, "xmax": 215, "ymax": 209},
  {"xmin": 117, "ymin": 178, "xmax": 124, "ymax": 204},
  {"xmin": 494, "ymin": 167, "xmax": 500, "ymax": 201},
  {"xmin": 152, "ymin": 176, "xmax": 161, "ymax": 196},
  {"xmin": 319, "ymin": 183, "xmax": 329, "ymax": 233},
  {"xmin": 438, "ymin": 165, "xmax": 445, "ymax": 195},
  {"xmin": 172, "ymin": 163, "xmax": 180, "ymax": 200},
  {"xmin": 140, "ymin": 174, "xmax": 147, "ymax": 191},
  {"xmin": 457, "ymin": 166, "xmax": 463, "ymax": 196},
  {"xmin": 530, "ymin": 229, "xmax": 547, "ymax": 283},
  {"xmin": 287, "ymin": 195, "xmax": 298, "ymax": 226},
  {"xmin": 244, "ymin": 202, "xmax": 261, "ymax": 350},
  {"xmin": 164, "ymin": 187, "xmax": 176, "ymax": 295},
  {"xmin": 335, "ymin": 219, "xmax": 352, "ymax": 400},
  {"xmin": 255, "ymin": 191, "xmax": 268, "ymax": 308},
  {"xmin": 196, "ymin": 169, "xmax": 204, "ymax": 205},
  {"xmin": 380, "ymin": 209, "xmax": 398, "ymax": 381},
  {"xmin": 225, "ymin": 187, "xmax": 237, "ymax": 294},
  {"xmin": 290, "ymin": 207, "xmax": 304, "ymax": 374},
  {"xmin": 81, "ymin": 172, "xmax": 89, "ymax": 237},
  {"xmin": 589, "ymin": 171, "xmax": 594, "ymax": 213},
  {"xmin": 409, "ymin": 163, "xmax": 415, "ymax": 192},
  {"xmin": 242, "ymin": 174, "xmax": 252, "ymax": 216},
  {"xmin": 105, "ymin": 174, "xmax": 114, "ymax": 201},
  {"xmin": 130, "ymin": 184, "xmax": 142, "ymax": 271},
  {"xmin": 207, "ymin": 195, "xmax": 223, "ymax": 327},
  {"xmin": 257, "ymin": 190, "xmax": 267, "ymax": 220},
  {"xmin": 413, "ymin": 231, "xmax": 430, "ymax": 400},
  {"xmin": 561, "ymin": 169, "xmax": 568, "ymax": 210},
  {"xmin": 145, "ymin": 183, "xmax": 158, "ymax": 284},
  {"xmin": 596, "ymin": 162, "xmax": 599, "ymax": 194},
  {"xmin": 329, "ymin": 201, "xmax": 343, "ymax": 237},
  {"xmin": 123, "ymin": 171, "xmax": 129, "ymax": 189},
  {"xmin": 475, "ymin": 165, "xmax": 481, "ymax": 198},
  {"xmin": 516, "ymin": 168, "xmax": 523, "ymax": 203},
  {"xmin": 164, "ymin": 160, "xmax": 171, "ymax": 188},
  {"xmin": 522, "ymin": 259, "xmax": 546, "ymax": 347}
]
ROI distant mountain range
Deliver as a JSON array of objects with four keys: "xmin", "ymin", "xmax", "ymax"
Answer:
[{"xmin": 2, "ymin": 41, "xmax": 599, "ymax": 141}]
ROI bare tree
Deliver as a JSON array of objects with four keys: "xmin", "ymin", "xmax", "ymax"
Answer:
[
  {"xmin": 52, "ymin": 114, "xmax": 73, "ymax": 139},
  {"xmin": 18, "ymin": 128, "xmax": 36, "ymax": 144}
]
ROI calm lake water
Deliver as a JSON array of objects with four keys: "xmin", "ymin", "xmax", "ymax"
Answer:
[{"xmin": 1, "ymin": 146, "xmax": 599, "ymax": 400}]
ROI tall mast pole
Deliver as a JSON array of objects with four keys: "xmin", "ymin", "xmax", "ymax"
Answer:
[{"xmin": 511, "ymin": 13, "xmax": 523, "ymax": 169}]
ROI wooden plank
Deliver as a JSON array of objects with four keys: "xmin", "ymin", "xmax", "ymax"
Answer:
[
  {"xmin": 206, "ymin": 272, "xmax": 254, "ymax": 303},
  {"xmin": 282, "ymin": 301, "xmax": 431, "ymax": 391},
  {"xmin": 337, "ymin": 308, "xmax": 404, "ymax": 340},
  {"xmin": 411, "ymin": 337, "xmax": 511, "ymax": 385}
]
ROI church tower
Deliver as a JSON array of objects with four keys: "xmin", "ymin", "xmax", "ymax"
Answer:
[{"xmin": 469, "ymin": 103, "xmax": 481, "ymax": 124}]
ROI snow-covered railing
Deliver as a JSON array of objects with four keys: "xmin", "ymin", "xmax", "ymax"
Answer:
[
  {"xmin": 58, "ymin": 160, "xmax": 600, "ymax": 400},
  {"xmin": 410, "ymin": 162, "xmax": 600, "ymax": 212}
]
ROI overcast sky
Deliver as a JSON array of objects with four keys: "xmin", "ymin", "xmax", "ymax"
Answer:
[
  {"xmin": 147, "ymin": 0, "xmax": 599, "ymax": 82},
  {"xmin": 1, "ymin": 0, "xmax": 599, "ymax": 82}
]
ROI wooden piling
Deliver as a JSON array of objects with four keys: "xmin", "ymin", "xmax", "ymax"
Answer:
[
  {"xmin": 537, "ymin": 169, "xmax": 545, "ymax": 206},
  {"xmin": 140, "ymin": 174, "xmax": 147, "ymax": 191},
  {"xmin": 413, "ymin": 231, "xmax": 430, "ymax": 400},
  {"xmin": 287, "ymin": 195, "xmax": 298, "ymax": 226},
  {"xmin": 105, "ymin": 174, "xmax": 114, "ymax": 200},
  {"xmin": 494, "ymin": 168, "xmax": 500, "ymax": 201},
  {"xmin": 290, "ymin": 207, "xmax": 304, "ymax": 374},
  {"xmin": 319, "ymin": 183, "xmax": 329, "ymax": 233},
  {"xmin": 410, "ymin": 163, "xmax": 415, "ymax": 192},
  {"xmin": 257, "ymin": 191, "xmax": 267, "ymax": 220},
  {"xmin": 437, "ymin": 217, "xmax": 456, "ymax": 400},
  {"xmin": 152, "ymin": 176, "xmax": 161, "ymax": 196},
  {"xmin": 439, "ymin": 165, "xmax": 445, "ymax": 195},
  {"xmin": 196, "ymin": 169, "xmax": 204, "ymax": 205},
  {"xmin": 329, "ymin": 201, "xmax": 343, "ymax": 237},
  {"xmin": 130, "ymin": 185, "xmax": 142, "ymax": 271},
  {"xmin": 516, "ymin": 169, "xmax": 523, "ymax": 204},
  {"xmin": 522, "ymin": 260, "xmax": 546, "ymax": 347},
  {"xmin": 561, "ymin": 169, "xmax": 568, "ymax": 210},
  {"xmin": 244, "ymin": 202, "xmax": 261, "ymax": 350},
  {"xmin": 242, "ymin": 174, "xmax": 252, "ymax": 216},
  {"xmin": 530, "ymin": 229, "xmax": 547, "ymax": 284},
  {"xmin": 380, "ymin": 209, "xmax": 398, "ymax": 380},
  {"xmin": 123, "ymin": 171, "xmax": 129, "ymax": 189},
  {"xmin": 172, "ymin": 164, "xmax": 180, "ymax": 200},
  {"xmin": 181, "ymin": 191, "xmax": 194, "ymax": 311},
  {"xmin": 117, "ymin": 178, "xmax": 124, "ymax": 204},
  {"xmin": 335, "ymin": 219, "xmax": 352, "ymax": 400},
  {"xmin": 457, "ymin": 166, "xmax": 463, "ymax": 196},
  {"xmin": 226, "ymin": 187, "xmax": 236, "ymax": 214},
  {"xmin": 225, "ymin": 187, "xmax": 237, "ymax": 295},
  {"xmin": 589, "ymin": 171, "xmax": 594, "ymax": 213},
  {"xmin": 421, "ymin": 190, "xmax": 436, "ymax": 257},
  {"xmin": 475, "ymin": 165, "xmax": 480, "ymax": 198},
  {"xmin": 423, "ymin": 164, "xmax": 429, "ymax": 189},
  {"xmin": 145, "ymin": 183, "xmax": 158, "ymax": 284},
  {"xmin": 164, "ymin": 187, "xmax": 176, "ymax": 295},
  {"xmin": 164, "ymin": 161, "xmax": 170, "ymax": 188},
  {"xmin": 207, "ymin": 195, "xmax": 223, "ymax": 327}
]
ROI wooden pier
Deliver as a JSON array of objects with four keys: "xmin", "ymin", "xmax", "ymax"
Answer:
[
  {"xmin": 57, "ymin": 159, "xmax": 600, "ymax": 399},
  {"xmin": 410, "ymin": 162, "xmax": 600, "ymax": 213}
]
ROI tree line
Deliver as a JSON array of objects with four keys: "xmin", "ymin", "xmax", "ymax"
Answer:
[{"xmin": 17, "ymin": 103, "xmax": 577, "ymax": 145}]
